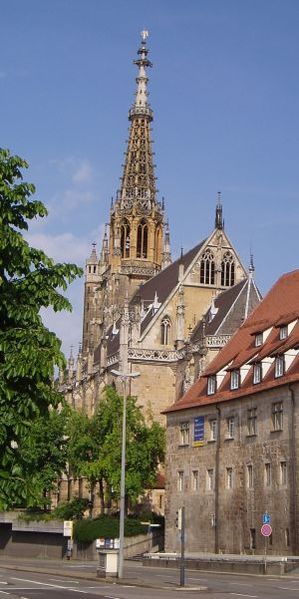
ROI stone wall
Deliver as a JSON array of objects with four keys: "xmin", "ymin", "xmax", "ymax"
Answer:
[{"xmin": 165, "ymin": 383, "xmax": 299, "ymax": 555}]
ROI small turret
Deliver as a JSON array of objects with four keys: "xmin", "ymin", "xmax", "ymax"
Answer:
[
  {"xmin": 161, "ymin": 219, "xmax": 172, "ymax": 269},
  {"xmin": 215, "ymin": 191, "xmax": 224, "ymax": 230}
]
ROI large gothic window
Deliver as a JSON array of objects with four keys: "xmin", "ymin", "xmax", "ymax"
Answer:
[
  {"xmin": 120, "ymin": 219, "xmax": 130, "ymax": 258},
  {"xmin": 161, "ymin": 316, "xmax": 171, "ymax": 345},
  {"xmin": 137, "ymin": 219, "xmax": 148, "ymax": 258},
  {"xmin": 221, "ymin": 251, "xmax": 235, "ymax": 286},
  {"xmin": 200, "ymin": 249, "xmax": 215, "ymax": 285}
]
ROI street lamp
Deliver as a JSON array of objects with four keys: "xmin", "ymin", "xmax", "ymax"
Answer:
[{"xmin": 110, "ymin": 368, "xmax": 140, "ymax": 579}]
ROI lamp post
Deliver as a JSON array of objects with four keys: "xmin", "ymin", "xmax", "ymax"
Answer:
[{"xmin": 111, "ymin": 369, "xmax": 140, "ymax": 579}]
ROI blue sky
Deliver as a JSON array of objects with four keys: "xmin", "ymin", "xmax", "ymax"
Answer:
[{"xmin": 2, "ymin": 0, "xmax": 299, "ymax": 356}]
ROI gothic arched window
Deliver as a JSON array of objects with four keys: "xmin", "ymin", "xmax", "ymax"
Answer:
[
  {"xmin": 137, "ymin": 219, "xmax": 148, "ymax": 258},
  {"xmin": 120, "ymin": 219, "xmax": 130, "ymax": 258},
  {"xmin": 161, "ymin": 316, "xmax": 171, "ymax": 345},
  {"xmin": 200, "ymin": 249, "xmax": 215, "ymax": 285},
  {"xmin": 221, "ymin": 251, "xmax": 235, "ymax": 286}
]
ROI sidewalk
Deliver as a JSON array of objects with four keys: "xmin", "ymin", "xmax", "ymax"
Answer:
[{"xmin": 0, "ymin": 554, "xmax": 298, "ymax": 589}]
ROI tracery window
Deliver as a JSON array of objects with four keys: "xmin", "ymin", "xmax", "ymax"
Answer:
[
  {"xmin": 120, "ymin": 219, "xmax": 130, "ymax": 258},
  {"xmin": 137, "ymin": 219, "xmax": 148, "ymax": 258},
  {"xmin": 221, "ymin": 251, "xmax": 235, "ymax": 287},
  {"xmin": 200, "ymin": 249, "xmax": 215, "ymax": 285},
  {"xmin": 154, "ymin": 226, "xmax": 162, "ymax": 263},
  {"xmin": 161, "ymin": 316, "xmax": 171, "ymax": 345}
]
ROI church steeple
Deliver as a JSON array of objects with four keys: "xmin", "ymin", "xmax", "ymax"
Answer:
[{"xmin": 108, "ymin": 31, "xmax": 168, "ymax": 280}]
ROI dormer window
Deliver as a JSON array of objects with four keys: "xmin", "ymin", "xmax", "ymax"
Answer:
[
  {"xmin": 255, "ymin": 333, "xmax": 263, "ymax": 347},
  {"xmin": 279, "ymin": 326, "xmax": 288, "ymax": 341},
  {"xmin": 275, "ymin": 355, "xmax": 285, "ymax": 378},
  {"xmin": 207, "ymin": 375, "xmax": 216, "ymax": 395},
  {"xmin": 230, "ymin": 370, "xmax": 240, "ymax": 390},
  {"xmin": 253, "ymin": 363, "xmax": 262, "ymax": 384}
]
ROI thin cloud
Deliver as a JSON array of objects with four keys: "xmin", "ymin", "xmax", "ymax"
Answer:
[{"xmin": 72, "ymin": 160, "xmax": 93, "ymax": 184}]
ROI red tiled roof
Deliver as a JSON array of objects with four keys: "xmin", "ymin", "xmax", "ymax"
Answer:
[{"xmin": 165, "ymin": 269, "xmax": 299, "ymax": 413}]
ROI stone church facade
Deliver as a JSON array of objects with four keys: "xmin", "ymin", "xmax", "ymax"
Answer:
[{"xmin": 59, "ymin": 33, "xmax": 261, "ymax": 512}]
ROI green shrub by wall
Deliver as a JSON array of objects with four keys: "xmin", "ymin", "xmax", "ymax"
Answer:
[{"xmin": 74, "ymin": 515, "xmax": 148, "ymax": 543}]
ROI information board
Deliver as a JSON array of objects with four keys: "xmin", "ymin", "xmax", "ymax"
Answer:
[{"xmin": 193, "ymin": 416, "xmax": 205, "ymax": 447}]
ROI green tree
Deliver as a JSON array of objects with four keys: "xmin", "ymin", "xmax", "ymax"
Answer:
[
  {"xmin": 18, "ymin": 408, "xmax": 68, "ymax": 509},
  {"xmin": 0, "ymin": 148, "xmax": 82, "ymax": 508},
  {"xmin": 67, "ymin": 387, "xmax": 165, "ymax": 513}
]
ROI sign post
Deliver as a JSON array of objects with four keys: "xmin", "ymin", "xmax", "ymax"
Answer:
[
  {"xmin": 179, "ymin": 506, "xmax": 186, "ymax": 587},
  {"xmin": 261, "ymin": 519, "xmax": 272, "ymax": 575}
]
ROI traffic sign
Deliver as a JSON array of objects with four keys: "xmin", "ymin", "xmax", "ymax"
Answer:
[
  {"xmin": 262, "ymin": 513, "xmax": 270, "ymax": 524},
  {"xmin": 261, "ymin": 523, "xmax": 272, "ymax": 537}
]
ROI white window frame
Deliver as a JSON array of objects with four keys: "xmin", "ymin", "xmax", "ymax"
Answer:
[
  {"xmin": 279, "ymin": 325, "xmax": 288, "ymax": 340},
  {"xmin": 207, "ymin": 375, "xmax": 216, "ymax": 395},
  {"xmin": 275, "ymin": 355, "xmax": 285, "ymax": 378},
  {"xmin": 179, "ymin": 421, "xmax": 190, "ymax": 446},
  {"xmin": 230, "ymin": 370, "xmax": 240, "ymax": 390},
  {"xmin": 255, "ymin": 332, "xmax": 263, "ymax": 347},
  {"xmin": 210, "ymin": 419, "xmax": 217, "ymax": 441},
  {"xmin": 227, "ymin": 416, "xmax": 235, "ymax": 439},
  {"xmin": 207, "ymin": 468, "xmax": 214, "ymax": 491},
  {"xmin": 177, "ymin": 470, "xmax": 184, "ymax": 492},
  {"xmin": 191, "ymin": 469, "xmax": 199, "ymax": 491},
  {"xmin": 253, "ymin": 362, "xmax": 262, "ymax": 384}
]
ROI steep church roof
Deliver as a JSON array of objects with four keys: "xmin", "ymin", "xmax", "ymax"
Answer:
[
  {"xmin": 191, "ymin": 274, "xmax": 262, "ymax": 342},
  {"xmin": 165, "ymin": 269, "xmax": 299, "ymax": 413}
]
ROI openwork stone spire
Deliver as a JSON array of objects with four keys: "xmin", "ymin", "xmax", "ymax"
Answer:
[{"xmin": 119, "ymin": 31, "xmax": 157, "ymax": 213}]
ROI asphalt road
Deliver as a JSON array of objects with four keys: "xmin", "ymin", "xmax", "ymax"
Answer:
[{"xmin": 0, "ymin": 562, "xmax": 299, "ymax": 598}]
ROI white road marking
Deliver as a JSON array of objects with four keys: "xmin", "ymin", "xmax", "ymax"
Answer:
[
  {"xmin": 230, "ymin": 594, "xmax": 257, "ymax": 598},
  {"xmin": 0, "ymin": 592, "xmax": 9, "ymax": 595},
  {"xmin": 278, "ymin": 588, "xmax": 299, "ymax": 592},
  {"xmin": 11, "ymin": 577, "xmax": 88, "ymax": 594},
  {"xmin": 230, "ymin": 582, "xmax": 252, "ymax": 586},
  {"xmin": 49, "ymin": 578, "xmax": 79, "ymax": 583}
]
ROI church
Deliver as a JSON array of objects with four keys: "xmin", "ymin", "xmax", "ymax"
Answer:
[{"xmin": 60, "ymin": 33, "xmax": 261, "ymax": 512}]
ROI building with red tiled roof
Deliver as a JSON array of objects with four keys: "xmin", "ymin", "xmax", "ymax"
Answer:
[{"xmin": 164, "ymin": 269, "xmax": 299, "ymax": 555}]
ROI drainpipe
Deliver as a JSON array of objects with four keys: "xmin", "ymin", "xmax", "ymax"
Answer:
[
  {"xmin": 288, "ymin": 384, "xmax": 297, "ymax": 554},
  {"xmin": 215, "ymin": 404, "xmax": 221, "ymax": 554}
]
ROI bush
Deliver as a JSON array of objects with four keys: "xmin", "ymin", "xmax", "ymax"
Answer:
[
  {"xmin": 53, "ymin": 498, "xmax": 90, "ymax": 520},
  {"xmin": 74, "ymin": 514, "xmax": 148, "ymax": 543}
]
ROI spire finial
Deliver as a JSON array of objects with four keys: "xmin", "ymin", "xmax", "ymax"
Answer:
[
  {"xmin": 215, "ymin": 191, "xmax": 223, "ymax": 230},
  {"xmin": 249, "ymin": 251, "xmax": 255, "ymax": 274}
]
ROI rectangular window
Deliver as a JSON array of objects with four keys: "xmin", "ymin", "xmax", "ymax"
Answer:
[
  {"xmin": 207, "ymin": 468, "xmax": 214, "ymax": 491},
  {"xmin": 250, "ymin": 528, "xmax": 256, "ymax": 550},
  {"xmin": 177, "ymin": 470, "xmax": 184, "ymax": 492},
  {"xmin": 253, "ymin": 363, "xmax": 262, "ymax": 384},
  {"xmin": 255, "ymin": 333, "xmax": 263, "ymax": 347},
  {"xmin": 265, "ymin": 463, "xmax": 271, "ymax": 487},
  {"xmin": 179, "ymin": 422, "xmax": 190, "ymax": 445},
  {"xmin": 247, "ymin": 407, "xmax": 257, "ymax": 436},
  {"xmin": 210, "ymin": 419, "xmax": 217, "ymax": 441},
  {"xmin": 275, "ymin": 355, "xmax": 285, "ymax": 378},
  {"xmin": 280, "ymin": 461, "xmax": 287, "ymax": 485},
  {"xmin": 227, "ymin": 416, "xmax": 235, "ymax": 439},
  {"xmin": 247, "ymin": 464, "xmax": 253, "ymax": 489},
  {"xmin": 230, "ymin": 370, "xmax": 240, "ymax": 390},
  {"xmin": 226, "ymin": 467, "xmax": 233, "ymax": 489},
  {"xmin": 207, "ymin": 375, "xmax": 216, "ymax": 395},
  {"xmin": 272, "ymin": 401, "xmax": 283, "ymax": 431},
  {"xmin": 192, "ymin": 470, "xmax": 199, "ymax": 491},
  {"xmin": 279, "ymin": 326, "xmax": 288, "ymax": 340}
]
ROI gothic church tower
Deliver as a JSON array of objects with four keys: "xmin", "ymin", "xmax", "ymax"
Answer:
[{"xmin": 82, "ymin": 32, "xmax": 170, "ymax": 357}]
